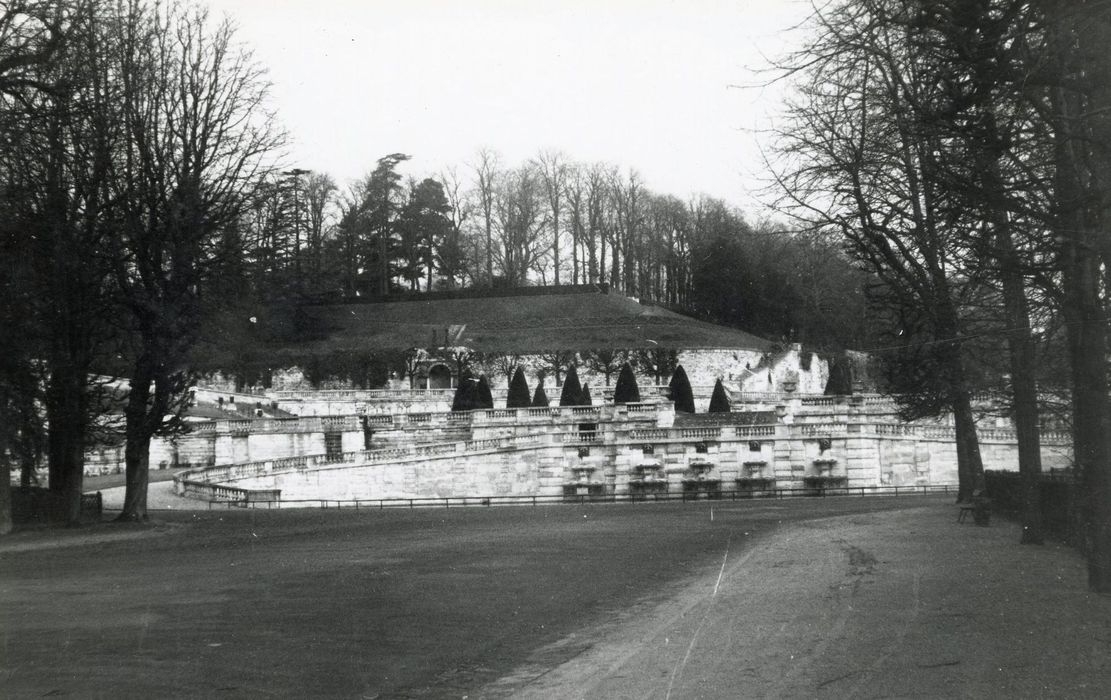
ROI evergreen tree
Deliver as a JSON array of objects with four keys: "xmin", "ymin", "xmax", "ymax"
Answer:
[
  {"xmin": 824, "ymin": 354, "xmax": 854, "ymax": 396},
  {"xmin": 477, "ymin": 375, "xmax": 494, "ymax": 409},
  {"xmin": 559, "ymin": 365, "xmax": 583, "ymax": 406},
  {"xmin": 708, "ymin": 378, "xmax": 731, "ymax": 413},
  {"xmin": 532, "ymin": 383, "xmax": 550, "ymax": 407},
  {"xmin": 506, "ymin": 367, "xmax": 531, "ymax": 408},
  {"xmin": 452, "ymin": 375, "xmax": 478, "ymax": 411},
  {"xmin": 580, "ymin": 382, "xmax": 593, "ymax": 406},
  {"xmin": 613, "ymin": 363, "xmax": 641, "ymax": 404},
  {"xmin": 668, "ymin": 365, "xmax": 695, "ymax": 413}
]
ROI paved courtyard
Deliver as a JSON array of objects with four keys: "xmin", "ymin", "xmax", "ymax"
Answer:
[{"xmin": 1, "ymin": 495, "xmax": 1108, "ymax": 698}]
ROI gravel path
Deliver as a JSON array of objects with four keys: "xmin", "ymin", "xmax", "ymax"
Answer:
[
  {"xmin": 487, "ymin": 505, "xmax": 1111, "ymax": 698},
  {"xmin": 97, "ymin": 480, "xmax": 203, "ymax": 511}
]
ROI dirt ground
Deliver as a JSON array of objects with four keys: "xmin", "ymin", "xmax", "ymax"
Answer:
[
  {"xmin": 491, "ymin": 504, "xmax": 1111, "ymax": 699},
  {"xmin": 1, "ymin": 496, "xmax": 1108, "ymax": 698}
]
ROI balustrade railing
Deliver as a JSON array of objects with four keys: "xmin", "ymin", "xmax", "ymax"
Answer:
[
  {"xmin": 797, "ymin": 423, "xmax": 849, "ymax": 436},
  {"xmin": 735, "ymin": 425, "xmax": 776, "ymax": 437},
  {"xmin": 176, "ymin": 395, "xmax": 1073, "ymax": 504},
  {"xmin": 801, "ymin": 397, "xmax": 838, "ymax": 407},
  {"xmin": 268, "ymin": 388, "xmax": 457, "ymax": 401},
  {"xmin": 185, "ymin": 415, "xmax": 362, "ymax": 436},
  {"xmin": 680, "ymin": 427, "xmax": 722, "ymax": 439},
  {"xmin": 524, "ymin": 407, "xmax": 561, "ymax": 418}
]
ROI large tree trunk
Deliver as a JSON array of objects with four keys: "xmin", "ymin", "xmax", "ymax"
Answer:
[
  {"xmin": 45, "ymin": 365, "xmax": 87, "ymax": 525},
  {"xmin": 935, "ymin": 291, "xmax": 985, "ymax": 503},
  {"xmin": 952, "ymin": 392, "xmax": 986, "ymax": 503},
  {"xmin": 1068, "ymin": 255, "xmax": 1111, "ymax": 588},
  {"xmin": 118, "ymin": 359, "xmax": 155, "ymax": 522},
  {"xmin": 996, "ymin": 225, "xmax": 1044, "ymax": 544},
  {"xmin": 118, "ymin": 426, "xmax": 151, "ymax": 521},
  {"xmin": 1059, "ymin": 149, "xmax": 1111, "ymax": 586},
  {"xmin": 951, "ymin": 0, "xmax": 1045, "ymax": 543},
  {"xmin": 0, "ymin": 459, "xmax": 11, "ymax": 535},
  {"xmin": 18, "ymin": 388, "xmax": 40, "ymax": 489},
  {"xmin": 1061, "ymin": 191, "xmax": 1111, "ymax": 586},
  {"xmin": 1044, "ymin": 0, "xmax": 1111, "ymax": 592}
]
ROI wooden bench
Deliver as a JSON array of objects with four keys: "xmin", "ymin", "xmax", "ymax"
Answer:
[{"xmin": 958, "ymin": 490, "xmax": 990, "ymax": 524}]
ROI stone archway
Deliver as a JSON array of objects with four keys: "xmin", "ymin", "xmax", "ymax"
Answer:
[{"xmin": 428, "ymin": 364, "xmax": 453, "ymax": 389}]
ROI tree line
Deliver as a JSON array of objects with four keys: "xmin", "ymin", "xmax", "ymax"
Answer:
[
  {"xmin": 237, "ymin": 150, "xmax": 870, "ymax": 351},
  {"xmin": 773, "ymin": 0, "xmax": 1111, "ymax": 591}
]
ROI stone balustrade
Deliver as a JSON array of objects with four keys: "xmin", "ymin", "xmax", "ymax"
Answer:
[
  {"xmin": 166, "ymin": 388, "xmax": 1075, "ymax": 506},
  {"xmin": 185, "ymin": 415, "xmax": 361, "ymax": 436},
  {"xmin": 181, "ymin": 403, "xmax": 661, "ymax": 438}
]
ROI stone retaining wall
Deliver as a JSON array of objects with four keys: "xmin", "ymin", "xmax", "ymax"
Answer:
[{"xmin": 176, "ymin": 401, "xmax": 1072, "ymax": 503}]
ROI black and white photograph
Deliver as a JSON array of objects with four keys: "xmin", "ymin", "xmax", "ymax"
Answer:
[{"xmin": 2, "ymin": 0, "xmax": 1110, "ymax": 697}]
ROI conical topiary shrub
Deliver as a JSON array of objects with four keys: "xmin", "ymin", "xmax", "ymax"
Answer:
[
  {"xmin": 532, "ymin": 383, "xmax": 550, "ymax": 407},
  {"xmin": 559, "ymin": 365, "xmax": 583, "ymax": 406},
  {"xmin": 452, "ymin": 376, "xmax": 478, "ymax": 411},
  {"xmin": 580, "ymin": 382, "xmax": 593, "ymax": 406},
  {"xmin": 708, "ymin": 378, "xmax": 731, "ymax": 413},
  {"xmin": 506, "ymin": 367, "xmax": 531, "ymax": 408},
  {"xmin": 477, "ymin": 374, "xmax": 494, "ymax": 409},
  {"xmin": 668, "ymin": 365, "xmax": 695, "ymax": 413},
  {"xmin": 613, "ymin": 362, "xmax": 641, "ymax": 404}
]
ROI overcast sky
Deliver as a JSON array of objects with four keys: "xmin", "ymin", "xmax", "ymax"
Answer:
[{"xmin": 205, "ymin": 0, "xmax": 812, "ymax": 215}]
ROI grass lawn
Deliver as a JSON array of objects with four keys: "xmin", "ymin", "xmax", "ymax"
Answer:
[{"xmin": 0, "ymin": 496, "xmax": 943, "ymax": 697}]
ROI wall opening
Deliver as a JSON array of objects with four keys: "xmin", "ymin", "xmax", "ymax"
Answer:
[
  {"xmin": 428, "ymin": 364, "xmax": 453, "ymax": 389},
  {"xmin": 324, "ymin": 432, "xmax": 343, "ymax": 462}
]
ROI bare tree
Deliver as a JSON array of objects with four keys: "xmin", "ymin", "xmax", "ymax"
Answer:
[
  {"xmin": 0, "ymin": 0, "xmax": 66, "ymax": 96},
  {"xmin": 538, "ymin": 350, "xmax": 575, "ymax": 385},
  {"xmin": 494, "ymin": 163, "xmax": 548, "ymax": 286},
  {"xmin": 609, "ymin": 168, "xmax": 645, "ymax": 295},
  {"xmin": 438, "ymin": 165, "xmax": 471, "ymax": 288},
  {"xmin": 536, "ymin": 149, "xmax": 567, "ymax": 285},
  {"xmin": 583, "ymin": 348, "xmax": 630, "ymax": 386},
  {"xmin": 772, "ymin": 0, "xmax": 988, "ymax": 501},
  {"xmin": 565, "ymin": 163, "xmax": 586, "ymax": 284},
  {"xmin": 304, "ymin": 170, "xmax": 337, "ymax": 288},
  {"xmin": 112, "ymin": 2, "xmax": 283, "ymax": 520},
  {"xmin": 470, "ymin": 148, "xmax": 499, "ymax": 285},
  {"xmin": 585, "ymin": 163, "xmax": 612, "ymax": 284}
]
